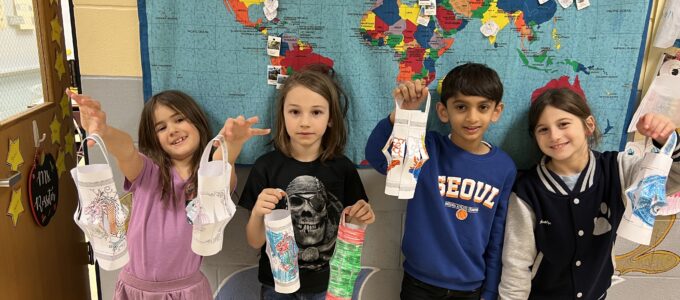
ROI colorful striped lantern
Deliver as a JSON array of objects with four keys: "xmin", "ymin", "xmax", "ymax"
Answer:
[{"xmin": 326, "ymin": 213, "xmax": 367, "ymax": 300}]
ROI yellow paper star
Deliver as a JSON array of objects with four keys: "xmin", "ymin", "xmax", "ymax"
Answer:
[
  {"xmin": 55, "ymin": 51, "xmax": 65, "ymax": 80},
  {"xmin": 50, "ymin": 16, "xmax": 62, "ymax": 46},
  {"xmin": 59, "ymin": 94, "xmax": 71, "ymax": 119},
  {"xmin": 6, "ymin": 138, "xmax": 24, "ymax": 171},
  {"xmin": 56, "ymin": 150, "xmax": 65, "ymax": 179},
  {"xmin": 8, "ymin": 188, "xmax": 24, "ymax": 226},
  {"xmin": 64, "ymin": 132, "xmax": 75, "ymax": 156},
  {"xmin": 50, "ymin": 114, "xmax": 61, "ymax": 145}
]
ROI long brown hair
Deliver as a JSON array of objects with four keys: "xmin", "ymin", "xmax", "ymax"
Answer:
[
  {"xmin": 529, "ymin": 88, "xmax": 601, "ymax": 147},
  {"xmin": 138, "ymin": 90, "xmax": 211, "ymax": 205},
  {"xmin": 272, "ymin": 65, "xmax": 349, "ymax": 161}
]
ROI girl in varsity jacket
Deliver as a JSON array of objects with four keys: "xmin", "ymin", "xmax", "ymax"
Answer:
[{"xmin": 498, "ymin": 86, "xmax": 680, "ymax": 300}]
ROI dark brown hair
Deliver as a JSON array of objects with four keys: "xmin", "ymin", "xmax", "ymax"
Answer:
[
  {"xmin": 440, "ymin": 62, "xmax": 503, "ymax": 105},
  {"xmin": 529, "ymin": 88, "xmax": 601, "ymax": 147},
  {"xmin": 138, "ymin": 90, "xmax": 211, "ymax": 205},
  {"xmin": 273, "ymin": 65, "xmax": 348, "ymax": 161}
]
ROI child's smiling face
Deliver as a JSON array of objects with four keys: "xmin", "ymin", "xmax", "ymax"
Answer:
[
  {"xmin": 437, "ymin": 93, "xmax": 503, "ymax": 154},
  {"xmin": 533, "ymin": 105, "xmax": 594, "ymax": 168},
  {"xmin": 153, "ymin": 103, "xmax": 200, "ymax": 165}
]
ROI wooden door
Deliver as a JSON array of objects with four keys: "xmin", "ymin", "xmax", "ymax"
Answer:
[{"xmin": 0, "ymin": 1, "xmax": 90, "ymax": 299}]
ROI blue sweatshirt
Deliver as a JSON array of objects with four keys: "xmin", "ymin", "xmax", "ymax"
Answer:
[{"xmin": 365, "ymin": 117, "xmax": 516, "ymax": 300}]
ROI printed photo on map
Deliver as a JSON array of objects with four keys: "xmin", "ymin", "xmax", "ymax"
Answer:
[
  {"xmin": 268, "ymin": 65, "xmax": 282, "ymax": 85},
  {"xmin": 267, "ymin": 35, "xmax": 281, "ymax": 57}
]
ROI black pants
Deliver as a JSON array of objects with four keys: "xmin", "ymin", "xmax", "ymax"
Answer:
[{"xmin": 400, "ymin": 272, "xmax": 481, "ymax": 300}]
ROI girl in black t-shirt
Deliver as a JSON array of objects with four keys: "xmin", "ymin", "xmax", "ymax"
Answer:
[{"xmin": 240, "ymin": 65, "xmax": 376, "ymax": 299}]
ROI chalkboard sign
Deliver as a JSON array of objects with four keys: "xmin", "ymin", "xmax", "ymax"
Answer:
[{"xmin": 28, "ymin": 153, "xmax": 59, "ymax": 227}]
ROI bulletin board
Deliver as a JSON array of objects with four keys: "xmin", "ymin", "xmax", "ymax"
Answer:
[{"xmin": 138, "ymin": 0, "xmax": 652, "ymax": 169}]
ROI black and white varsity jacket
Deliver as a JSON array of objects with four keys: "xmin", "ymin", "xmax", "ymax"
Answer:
[{"xmin": 498, "ymin": 139, "xmax": 680, "ymax": 300}]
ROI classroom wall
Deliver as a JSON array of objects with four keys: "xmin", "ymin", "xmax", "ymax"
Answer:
[{"xmin": 72, "ymin": 1, "xmax": 680, "ymax": 299}]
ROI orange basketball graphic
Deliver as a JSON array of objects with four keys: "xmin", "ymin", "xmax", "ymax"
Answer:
[{"xmin": 456, "ymin": 209, "xmax": 468, "ymax": 220}]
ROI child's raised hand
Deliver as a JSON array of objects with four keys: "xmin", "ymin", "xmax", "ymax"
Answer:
[
  {"xmin": 252, "ymin": 188, "xmax": 285, "ymax": 218},
  {"xmin": 392, "ymin": 79, "xmax": 429, "ymax": 110},
  {"xmin": 220, "ymin": 115, "xmax": 271, "ymax": 146},
  {"xmin": 66, "ymin": 89, "xmax": 108, "ymax": 147},
  {"xmin": 636, "ymin": 113, "xmax": 677, "ymax": 145},
  {"xmin": 343, "ymin": 200, "xmax": 375, "ymax": 225}
]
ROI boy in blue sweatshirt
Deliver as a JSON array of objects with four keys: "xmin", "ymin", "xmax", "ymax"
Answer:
[{"xmin": 365, "ymin": 63, "xmax": 517, "ymax": 300}]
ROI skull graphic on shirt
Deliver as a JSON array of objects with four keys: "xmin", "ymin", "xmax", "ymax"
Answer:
[{"xmin": 286, "ymin": 175, "xmax": 343, "ymax": 271}]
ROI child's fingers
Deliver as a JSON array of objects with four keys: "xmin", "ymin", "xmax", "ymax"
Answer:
[
  {"xmin": 414, "ymin": 79, "xmax": 422, "ymax": 95},
  {"xmin": 637, "ymin": 114, "xmax": 650, "ymax": 131},
  {"xmin": 358, "ymin": 211, "xmax": 375, "ymax": 223},
  {"xmin": 648, "ymin": 119, "xmax": 666, "ymax": 138},
  {"xmin": 354, "ymin": 205, "xmax": 372, "ymax": 220},
  {"xmin": 347, "ymin": 201, "xmax": 369, "ymax": 217},
  {"xmin": 393, "ymin": 86, "xmax": 404, "ymax": 101},
  {"xmin": 643, "ymin": 114, "xmax": 657, "ymax": 130},
  {"xmin": 260, "ymin": 201, "xmax": 276, "ymax": 210},
  {"xmin": 404, "ymin": 81, "xmax": 417, "ymax": 100},
  {"xmin": 234, "ymin": 115, "xmax": 246, "ymax": 128},
  {"xmin": 261, "ymin": 189, "xmax": 283, "ymax": 199},
  {"xmin": 246, "ymin": 116, "xmax": 260, "ymax": 125},
  {"xmin": 251, "ymin": 128, "xmax": 271, "ymax": 136},
  {"xmin": 70, "ymin": 91, "xmax": 100, "ymax": 110},
  {"xmin": 657, "ymin": 122, "xmax": 676, "ymax": 141}
]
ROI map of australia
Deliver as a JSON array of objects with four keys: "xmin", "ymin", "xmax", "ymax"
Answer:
[{"xmin": 141, "ymin": 0, "xmax": 652, "ymax": 168}]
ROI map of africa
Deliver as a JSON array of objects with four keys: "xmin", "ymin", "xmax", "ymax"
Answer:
[{"xmin": 139, "ymin": 0, "xmax": 651, "ymax": 169}]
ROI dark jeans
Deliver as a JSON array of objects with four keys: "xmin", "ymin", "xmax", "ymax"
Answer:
[
  {"xmin": 401, "ymin": 272, "xmax": 481, "ymax": 300},
  {"xmin": 260, "ymin": 284, "xmax": 326, "ymax": 300}
]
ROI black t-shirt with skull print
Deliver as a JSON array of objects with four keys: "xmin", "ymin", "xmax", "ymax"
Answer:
[{"xmin": 240, "ymin": 149, "xmax": 368, "ymax": 293}]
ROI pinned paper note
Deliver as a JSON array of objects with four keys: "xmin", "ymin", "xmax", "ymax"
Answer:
[
  {"xmin": 417, "ymin": 8, "xmax": 430, "ymax": 26},
  {"xmin": 576, "ymin": 0, "xmax": 590, "ymax": 10},
  {"xmin": 8, "ymin": 188, "xmax": 24, "ymax": 226},
  {"xmin": 480, "ymin": 20, "xmax": 500, "ymax": 37},
  {"xmin": 6, "ymin": 138, "xmax": 24, "ymax": 171},
  {"xmin": 50, "ymin": 114, "xmax": 61, "ymax": 145},
  {"xmin": 558, "ymin": 0, "xmax": 574, "ymax": 9},
  {"xmin": 423, "ymin": 2, "xmax": 436, "ymax": 16},
  {"xmin": 267, "ymin": 65, "xmax": 282, "ymax": 86},
  {"xmin": 267, "ymin": 36, "xmax": 281, "ymax": 57},
  {"xmin": 276, "ymin": 74, "xmax": 288, "ymax": 89},
  {"xmin": 417, "ymin": 15, "xmax": 430, "ymax": 26},
  {"xmin": 264, "ymin": 0, "xmax": 278, "ymax": 12},
  {"xmin": 263, "ymin": 0, "xmax": 278, "ymax": 21}
]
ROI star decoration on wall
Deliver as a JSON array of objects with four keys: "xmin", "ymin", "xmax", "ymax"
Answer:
[
  {"xmin": 55, "ymin": 51, "xmax": 65, "ymax": 80},
  {"xmin": 56, "ymin": 150, "xmax": 65, "ymax": 179},
  {"xmin": 50, "ymin": 16, "xmax": 62, "ymax": 46},
  {"xmin": 7, "ymin": 188, "xmax": 24, "ymax": 226},
  {"xmin": 64, "ymin": 133, "xmax": 75, "ymax": 156},
  {"xmin": 50, "ymin": 114, "xmax": 61, "ymax": 145},
  {"xmin": 6, "ymin": 138, "xmax": 24, "ymax": 171},
  {"xmin": 59, "ymin": 94, "xmax": 71, "ymax": 119}
]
